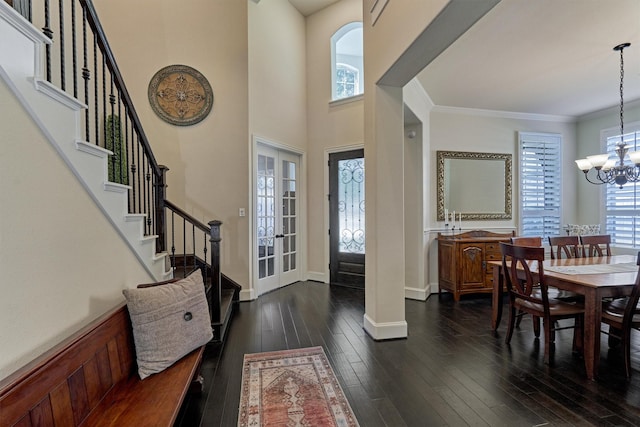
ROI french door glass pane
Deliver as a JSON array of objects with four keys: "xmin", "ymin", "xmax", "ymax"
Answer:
[
  {"xmin": 282, "ymin": 160, "xmax": 297, "ymax": 273},
  {"xmin": 257, "ymin": 154, "xmax": 276, "ymax": 279}
]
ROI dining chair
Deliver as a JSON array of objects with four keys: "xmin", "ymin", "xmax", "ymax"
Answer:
[
  {"xmin": 510, "ymin": 236, "xmax": 544, "ymax": 329},
  {"xmin": 510, "ymin": 236, "xmax": 542, "ymax": 247},
  {"xmin": 546, "ymin": 235, "xmax": 585, "ymax": 303},
  {"xmin": 580, "ymin": 234, "xmax": 612, "ymax": 257},
  {"xmin": 548, "ymin": 235, "xmax": 582, "ymax": 259},
  {"xmin": 600, "ymin": 252, "xmax": 640, "ymax": 378},
  {"xmin": 500, "ymin": 242, "xmax": 585, "ymax": 364}
]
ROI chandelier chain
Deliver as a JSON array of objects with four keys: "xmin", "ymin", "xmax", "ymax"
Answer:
[
  {"xmin": 620, "ymin": 46, "xmax": 625, "ymax": 137},
  {"xmin": 575, "ymin": 42, "xmax": 639, "ymax": 189}
]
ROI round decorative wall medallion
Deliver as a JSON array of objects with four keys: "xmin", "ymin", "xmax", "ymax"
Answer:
[{"xmin": 148, "ymin": 65, "xmax": 213, "ymax": 126}]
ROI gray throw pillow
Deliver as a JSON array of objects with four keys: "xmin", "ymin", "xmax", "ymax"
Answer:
[{"xmin": 122, "ymin": 269, "xmax": 213, "ymax": 379}]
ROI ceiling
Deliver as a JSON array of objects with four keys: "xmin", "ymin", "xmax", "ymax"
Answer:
[
  {"xmin": 290, "ymin": 0, "xmax": 640, "ymax": 120},
  {"xmin": 416, "ymin": 0, "xmax": 640, "ymax": 119},
  {"xmin": 288, "ymin": 0, "xmax": 340, "ymax": 17}
]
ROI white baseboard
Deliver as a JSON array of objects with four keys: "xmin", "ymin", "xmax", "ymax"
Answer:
[
  {"xmin": 239, "ymin": 288, "xmax": 257, "ymax": 301},
  {"xmin": 306, "ymin": 271, "xmax": 326, "ymax": 283},
  {"xmin": 428, "ymin": 282, "xmax": 439, "ymax": 296},
  {"xmin": 404, "ymin": 286, "xmax": 429, "ymax": 301},
  {"xmin": 363, "ymin": 314, "xmax": 407, "ymax": 340}
]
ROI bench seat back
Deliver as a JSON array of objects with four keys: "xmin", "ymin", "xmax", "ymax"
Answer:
[{"xmin": 0, "ymin": 304, "xmax": 135, "ymax": 426}]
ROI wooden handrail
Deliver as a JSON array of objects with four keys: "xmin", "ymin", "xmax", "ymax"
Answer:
[
  {"xmin": 80, "ymin": 0, "xmax": 160, "ymax": 177},
  {"xmin": 164, "ymin": 200, "xmax": 210, "ymax": 234}
]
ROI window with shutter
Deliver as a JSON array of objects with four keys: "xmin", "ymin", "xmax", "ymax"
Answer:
[
  {"xmin": 604, "ymin": 123, "xmax": 640, "ymax": 248},
  {"xmin": 518, "ymin": 132, "xmax": 562, "ymax": 239}
]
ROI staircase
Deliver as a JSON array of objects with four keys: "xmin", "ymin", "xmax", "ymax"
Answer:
[
  {"xmin": 0, "ymin": 0, "xmax": 238, "ymax": 342},
  {"xmin": 172, "ymin": 253, "xmax": 239, "ymax": 343}
]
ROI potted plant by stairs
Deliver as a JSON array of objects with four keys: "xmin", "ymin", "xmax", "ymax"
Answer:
[{"xmin": 105, "ymin": 114, "xmax": 128, "ymax": 185}]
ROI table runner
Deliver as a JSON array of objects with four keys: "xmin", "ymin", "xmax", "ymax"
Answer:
[{"xmin": 545, "ymin": 262, "xmax": 638, "ymax": 275}]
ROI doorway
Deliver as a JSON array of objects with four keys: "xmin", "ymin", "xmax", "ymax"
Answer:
[
  {"xmin": 329, "ymin": 149, "xmax": 365, "ymax": 288},
  {"xmin": 255, "ymin": 144, "xmax": 301, "ymax": 295}
]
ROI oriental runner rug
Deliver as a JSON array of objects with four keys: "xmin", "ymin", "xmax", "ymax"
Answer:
[{"xmin": 238, "ymin": 346, "xmax": 360, "ymax": 427}]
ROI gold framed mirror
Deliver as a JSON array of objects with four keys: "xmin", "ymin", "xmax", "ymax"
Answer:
[{"xmin": 437, "ymin": 151, "xmax": 512, "ymax": 221}]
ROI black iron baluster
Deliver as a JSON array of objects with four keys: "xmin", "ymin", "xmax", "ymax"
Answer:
[
  {"xmin": 81, "ymin": 6, "xmax": 90, "ymax": 142},
  {"xmin": 93, "ymin": 34, "xmax": 98, "ymax": 145},
  {"xmin": 124, "ymin": 106, "xmax": 130, "ymax": 195},
  {"xmin": 182, "ymin": 216, "xmax": 186, "ymax": 276},
  {"xmin": 150, "ymin": 171, "xmax": 156, "ymax": 236},
  {"xmin": 171, "ymin": 211, "xmax": 176, "ymax": 271},
  {"xmin": 43, "ymin": 0, "xmax": 53, "ymax": 82},
  {"xmin": 192, "ymin": 223, "xmax": 196, "ymax": 273},
  {"xmin": 141, "ymin": 155, "xmax": 146, "ymax": 222},
  {"xmin": 71, "ymin": 0, "xmax": 77, "ymax": 97},
  {"xmin": 129, "ymin": 126, "xmax": 137, "ymax": 212},
  {"xmin": 140, "ymin": 138, "xmax": 145, "ymax": 217},
  {"xmin": 135, "ymin": 137, "xmax": 140, "ymax": 214},
  {"xmin": 108, "ymin": 76, "xmax": 115, "ymax": 181},
  {"xmin": 203, "ymin": 233, "xmax": 208, "ymax": 286},
  {"xmin": 117, "ymin": 95, "xmax": 122, "ymax": 184},
  {"xmin": 209, "ymin": 220, "xmax": 222, "ymax": 325},
  {"xmin": 58, "ymin": 0, "xmax": 65, "ymax": 90},
  {"xmin": 101, "ymin": 53, "xmax": 106, "ymax": 149},
  {"xmin": 156, "ymin": 166, "xmax": 168, "ymax": 252},
  {"xmin": 145, "ymin": 162, "xmax": 151, "ymax": 235}
]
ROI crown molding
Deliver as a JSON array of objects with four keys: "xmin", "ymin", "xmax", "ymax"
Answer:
[
  {"xmin": 431, "ymin": 104, "xmax": 576, "ymax": 123},
  {"xmin": 577, "ymin": 98, "xmax": 640, "ymax": 123}
]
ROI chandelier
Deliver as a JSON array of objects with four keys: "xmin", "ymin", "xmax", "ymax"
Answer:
[{"xmin": 575, "ymin": 43, "xmax": 640, "ymax": 189}]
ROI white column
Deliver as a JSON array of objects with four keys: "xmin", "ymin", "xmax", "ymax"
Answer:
[{"xmin": 363, "ymin": 84, "xmax": 407, "ymax": 340}]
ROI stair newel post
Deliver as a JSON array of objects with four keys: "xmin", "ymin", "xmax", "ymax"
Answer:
[
  {"xmin": 154, "ymin": 165, "xmax": 169, "ymax": 253},
  {"xmin": 209, "ymin": 220, "xmax": 222, "ymax": 330}
]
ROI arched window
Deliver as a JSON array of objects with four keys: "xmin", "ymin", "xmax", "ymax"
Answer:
[{"xmin": 331, "ymin": 22, "xmax": 363, "ymax": 101}]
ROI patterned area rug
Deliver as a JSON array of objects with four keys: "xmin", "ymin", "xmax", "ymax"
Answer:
[{"xmin": 238, "ymin": 346, "xmax": 359, "ymax": 427}]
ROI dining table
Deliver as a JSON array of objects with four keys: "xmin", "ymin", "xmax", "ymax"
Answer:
[{"xmin": 489, "ymin": 254, "xmax": 638, "ymax": 380}]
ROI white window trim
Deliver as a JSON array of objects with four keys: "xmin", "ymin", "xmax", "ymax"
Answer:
[
  {"xmin": 518, "ymin": 131, "xmax": 563, "ymax": 240},
  {"xmin": 330, "ymin": 21, "xmax": 363, "ymax": 102}
]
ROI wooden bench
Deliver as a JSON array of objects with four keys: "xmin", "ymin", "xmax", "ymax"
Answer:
[{"xmin": 0, "ymin": 303, "xmax": 204, "ymax": 426}]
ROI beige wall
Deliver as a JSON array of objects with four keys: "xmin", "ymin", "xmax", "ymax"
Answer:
[
  {"xmin": 306, "ymin": 0, "xmax": 364, "ymax": 277},
  {"xmin": 427, "ymin": 110, "xmax": 578, "ymax": 285},
  {"xmin": 94, "ymin": 0, "xmax": 250, "ymax": 287},
  {"xmin": 0, "ymin": 80, "xmax": 151, "ymax": 381},
  {"xmin": 249, "ymin": 0, "xmax": 307, "ymax": 149}
]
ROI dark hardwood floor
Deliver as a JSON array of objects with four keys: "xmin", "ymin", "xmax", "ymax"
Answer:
[{"xmin": 176, "ymin": 281, "xmax": 640, "ymax": 426}]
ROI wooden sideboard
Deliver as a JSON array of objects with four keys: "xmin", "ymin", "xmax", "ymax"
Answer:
[{"xmin": 437, "ymin": 230, "xmax": 515, "ymax": 301}]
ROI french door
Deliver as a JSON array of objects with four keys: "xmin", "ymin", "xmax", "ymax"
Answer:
[
  {"xmin": 329, "ymin": 149, "xmax": 365, "ymax": 287},
  {"xmin": 255, "ymin": 145, "xmax": 301, "ymax": 294}
]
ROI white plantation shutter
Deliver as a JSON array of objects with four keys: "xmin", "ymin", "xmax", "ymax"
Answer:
[
  {"xmin": 519, "ymin": 132, "xmax": 562, "ymax": 239},
  {"xmin": 604, "ymin": 126, "xmax": 640, "ymax": 248}
]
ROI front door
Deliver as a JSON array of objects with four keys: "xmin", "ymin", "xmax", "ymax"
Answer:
[
  {"xmin": 329, "ymin": 149, "xmax": 365, "ymax": 287},
  {"xmin": 255, "ymin": 145, "xmax": 301, "ymax": 294}
]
